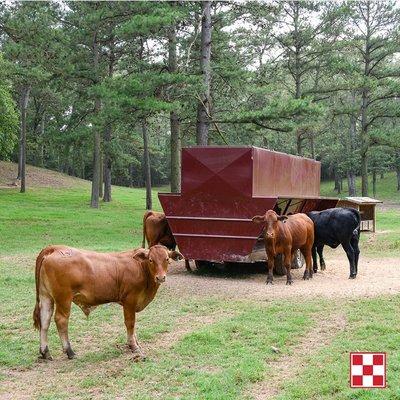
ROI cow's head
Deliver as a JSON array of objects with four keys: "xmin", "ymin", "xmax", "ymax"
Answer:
[
  {"xmin": 134, "ymin": 245, "xmax": 183, "ymax": 284},
  {"xmin": 252, "ymin": 210, "xmax": 288, "ymax": 239}
]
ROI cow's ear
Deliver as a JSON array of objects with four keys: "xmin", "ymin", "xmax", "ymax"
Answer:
[
  {"xmin": 169, "ymin": 250, "xmax": 183, "ymax": 261},
  {"xmin": 252, "ymin": 215, "xmax": 265, "ymax": 224},
  {"xmin": 278, "ymin": 215, "xmax": 288, "ymax": 222},
  {"xmin": 133, "ymin": 248, "xmax": 149, "ymax": 260}
]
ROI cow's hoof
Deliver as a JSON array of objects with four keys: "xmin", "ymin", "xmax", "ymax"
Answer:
[
  {"xmin": 303, "ymin": 273, "xmax": 309, "ymax": 280},
  {"xmin": 349, "ymin": 274, "xmax": 357, "ymax": 279},
  {"xmin": 286, "ymin": 280, "xmax": 293, "ymax": 285},
  {"xmin": 39, "ymin": 346, "xmax": 53, "ymax": 361},
  {"xmin": 313, "ymin": 269, "xmax": 318, "ymax": 273},
  {"xmin": 66, "ymin": 348, "xmax": 75, "ymax": 359},
  {"xmin": 132, "ymin": 351, "xmax": 146, "ymax": 362},
  {"xmin": 266, "ymin": 280, "xmax": 274, "ymax": 285},
  {"xmin": 321, "ymin": 265, "xmax": 326, "ymax": 271}
]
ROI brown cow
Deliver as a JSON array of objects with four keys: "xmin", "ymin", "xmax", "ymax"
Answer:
[
  {"xmin": 142, "ymin": 210, "xmax": 191, "ymax": 271},
  {"xmin": 252, "ymin": 210, "xmax": 314, "ymax": 285},
  {"xmin": 142, "ymin": 211, "xmax": 176, "ymax": 250},
  {"xmin": 33, "ymin": 244, "xmax": 182, "ymax": 361}
]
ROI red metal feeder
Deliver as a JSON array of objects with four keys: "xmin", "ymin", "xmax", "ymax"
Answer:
[{"xmin": 159, "ymin": 146, "xmax": 337, "ymax": 268}]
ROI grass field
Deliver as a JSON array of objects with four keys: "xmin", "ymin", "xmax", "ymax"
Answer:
[{"xmin": 1, "ymin": 168, "xmax": 400, "ymax": 399}]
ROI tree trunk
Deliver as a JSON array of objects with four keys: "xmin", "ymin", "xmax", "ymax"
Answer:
[
  {"xmin": 142, "ymin": 120, "xmax": 152, "ymax": 210},
  {"xmin": 99, "ymin": 152, "xmax": 103, "ymax": 198},
  {"xmin": 380, "ymin": 172, "xmax": 384, "ymax": 179},
  {"xmin": 372, "ymin": 169, "xmax": 376, "ymax": 198},
  {"xmin": 309, "ymin": 131, "xmax": 315, "ymax": 159},
  {"xmin": 103, "ymin": 37, "xmax": 115, "ymax": 202},
  {"xmin": 360, "ymin": 4, "xmax": 371, "ymax": 197},
  {"xmin": 103, "ymin": 124, "xmax": 112, "ymax": 202},
  {"xmin": 347, "ymin": 171, "xmax": 356, "ymax": 196},
  {"xmin": 168, "ymin": 17, "xmax": 181, "ymax": 193},
  {"xmin": 19, "ymin": 85, "xmax": 31, "ymax": 193},
  {"xmin": 397, "ymin": 166, "xmax": 400, "ymax": 191},
  {"xmin": 348, "ymin": 93, "xmax": 357, "ymax": 196},
  {"xmin": 196, "ymin": 1, "xmax": 212, "ymax": 146},
  {"xmin": 39, "ymin": 112, "xmax": 45, "ymax": 167},
  {"xmin": 90, "ymin": 31, "xmax": 101, "ymax": 208}
]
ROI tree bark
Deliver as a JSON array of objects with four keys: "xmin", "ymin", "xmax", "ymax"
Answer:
[
  {"xmin": 168, "ymin": 16, "xmax": 181, "ymax": 193},
  {"xmin": 397, "ymin": 166, "xmax": 400, "ymax": 191},
  {"xmin": 360, "ymin": 2, "xmax": 371, "ymax": 197},
  {"xmin": 196, "ymin": 1, "xmax": 212, "ymax": 146},
  {"xmin": 103, "ymin": 124, "xmax": 112, "ymax": 202},
  {"xmin": 347, "ymin": 172, "xmax": 356, "ymax": 197},
  {"xmin": 19, "ymin": 85, "xmax": 31, "ymax": 193},
  {"xmin": 99, "ymin": 152, "xmax": 103, "ymax": 198},
  {"xmin": 348, "ymin": 93, "xmax": 357, "ymax": 196},
  {"xmin": 39, "ymin": 112, "xmax": 45, "ymax": 168},
  {"xmin": 142, "ymin": 120, "xmax": 152, "ymax": 210},
  {"xmin": 103, "ymin": 37, "xmax": 115, "ymax": 202},
  {"xmin": 372, "ymin": 169, "xmax": 376, "ymax": 198},
  {"xmin": 90, "ymin": 31, "xmax": 101, "ymax": 208}
]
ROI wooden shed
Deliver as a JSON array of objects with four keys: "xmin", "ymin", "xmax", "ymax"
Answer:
[{"xmin": 337, "ymin": 197, "xmax": 383, "ymax": 232}]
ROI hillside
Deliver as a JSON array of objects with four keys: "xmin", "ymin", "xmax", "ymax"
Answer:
[{"xmin": 0, "ymin": 161, "xmax": 89, "ymax": 189}]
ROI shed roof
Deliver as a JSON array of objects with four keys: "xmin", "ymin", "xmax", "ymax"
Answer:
[{"xmin": 343, "ymin": 197, "xmax": 383, "ymax": 205}]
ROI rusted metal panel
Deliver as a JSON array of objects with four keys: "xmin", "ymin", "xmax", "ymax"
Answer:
[
  {"xmin": 252, "ymin": 147, "xmax": 320, "ymax": 197},
  {"xmin": 159, "ymin": 192, "xmax": 276, "ymax": 261},
  {"xmin": 182, "ymin": 147, "xmax": 253, "ymax": 197}
]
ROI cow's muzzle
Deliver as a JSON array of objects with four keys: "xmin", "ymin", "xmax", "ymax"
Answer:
[{"xmin": 156, "ymin": 276, "xmax": 166, "ymax": 284}]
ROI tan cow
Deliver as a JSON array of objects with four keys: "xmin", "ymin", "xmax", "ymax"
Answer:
[
  {"xmin": 142, "ymin": 211, "xmax": 176, "ymax": 250},
  {"xmin": 252, "ymin": 210, "xmax": 314, "ymax": 285},
  {"xmin": 33, "ymin": 244, "xmax": 181, "ymax": 361},
  {"xmin": 142, "ymin": 210, "xmax": 191, "ymax": 271}
]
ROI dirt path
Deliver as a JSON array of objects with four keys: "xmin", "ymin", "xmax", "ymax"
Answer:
[
  {"xmin": 169, "ymin": 250, "xmax": 400, "ymax": 301},
  {"xmin": 250, "ymin": 310, "xmax": 347, "ymax": 399}
]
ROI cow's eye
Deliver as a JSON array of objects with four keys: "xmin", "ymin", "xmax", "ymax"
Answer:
[{"xmin": 149, "ymin": 259, "xmax": 153, "ymax": 263}]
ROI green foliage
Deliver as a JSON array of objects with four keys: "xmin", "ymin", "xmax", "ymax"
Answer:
[{"xmin": 0, "ymin": 62, "xmax": 19, "ymax": 158}]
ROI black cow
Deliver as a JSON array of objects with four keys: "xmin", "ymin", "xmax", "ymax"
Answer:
[{"xmin": 307, "ymin": 208, "xmax": 361, "ymax": 279}]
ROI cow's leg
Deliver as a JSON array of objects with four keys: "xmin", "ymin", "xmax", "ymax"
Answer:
[
  {"xmin": 266, "ymin": 253, "xmax": 274, "ymax": 284},
  {"xmin": 54, "ymin": 300, "xmax": 75, "ymax": 359},
  {"xmin": 185, "ymin": 259, "xmax": 192, "ymax": 272},
  {"xmin": 302, "ymin": 247, "xmax": 313, "ymax": 280},
  {"xmin": 317, "ymin": 245, "xmax": 326, "ymax": 270},
  {"xmin": 285, "ymin": 250, "xmax": 293, "ymax": 285},
  {"xmin": 123, "ymin": 304, "xmax": 145, "ymax": 361},
  {"xmin": 351, "ymin": 234, "xmax": 360, "ymax": 275},
  {"xmin": 342, "ymin": 242, "xmax": 356, "ymax": 279},
  {"xmin": 312, "ymin": 244, "xmax": 318, "ymax": 273},
  {"xmin": 39, "ymin": 295, "xmax": 54, "ymax": 360}
]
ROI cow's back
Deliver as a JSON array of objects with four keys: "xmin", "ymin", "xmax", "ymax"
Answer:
[
  {"xmin": 41, "ymin": 247, "xmax": 144, "ymax": 305},
  {"xmin": 308, "ymin": 208, "xmax": 360, "ymax": 247},
  {"xmin": 284, "ymin": 213, "xmax": 314, "ymax": 249}
]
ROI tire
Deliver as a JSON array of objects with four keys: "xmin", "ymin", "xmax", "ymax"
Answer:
[{"xmin": 291, "ymin": 250, "xmax": 305, "ymax": 269}]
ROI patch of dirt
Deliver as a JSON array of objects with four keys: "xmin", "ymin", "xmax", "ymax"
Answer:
[
  {"xmin": 169, "ymin": 250, "xmax": 400, "ymax": 301},
  {"xmin": 0, "ymin": 161, "xmax": 88, "ymax": 189},
  {"xmin": 0, "ymin": 312, "xmax": 224, "ymax": 400},
  {"xmin": 250, "ymin": 310, "xmax": 347, "ymax": 399}
]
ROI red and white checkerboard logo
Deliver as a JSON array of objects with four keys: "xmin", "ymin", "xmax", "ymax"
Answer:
[{"xmin": 350, "ymin": 352, "xmax": 386, "ymax": 388}]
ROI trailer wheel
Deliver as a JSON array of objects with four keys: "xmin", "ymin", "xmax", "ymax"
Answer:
[
  {"xmin": 274, "ymin": 250, "xmax": 305, "ymax": 275},
  {"xmin": 291, "ymin": 250, "xmax": 305, "ymax": 270}
]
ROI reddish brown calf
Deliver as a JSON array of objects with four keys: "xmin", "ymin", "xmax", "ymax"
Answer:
[{"xmin": 252, "ymin": 210, "xmax": 314, "ymax": 285}]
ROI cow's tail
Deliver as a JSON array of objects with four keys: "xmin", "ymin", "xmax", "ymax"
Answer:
[
  {"xmin": 142, "ymin": 210, "xmax": 152, "ymax": 248},
  {"xmin": 352, "ymin": 208, "xmax": 361, "ymax": 239},
  {"xmin": 33, "ymin": 246, "xmax": 55, "ymax": 330}
]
